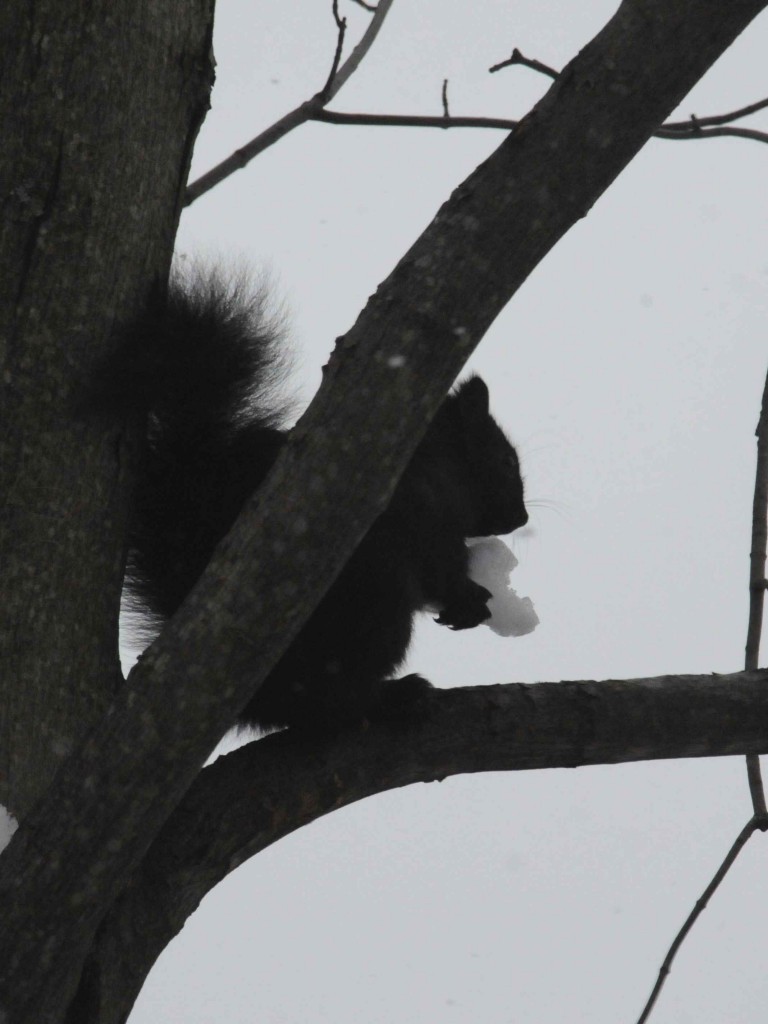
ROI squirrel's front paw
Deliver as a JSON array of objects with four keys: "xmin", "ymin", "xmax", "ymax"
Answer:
[{"xmin": 435, "ymin": 585, "xmax": 492, "ymax": 630}]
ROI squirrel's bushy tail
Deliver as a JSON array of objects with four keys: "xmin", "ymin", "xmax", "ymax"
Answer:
[
  {"xmin": 125, "ymin": 267, "xmax": 288, "ymax": 432},
  {"xmin": 115, "ymin": 268, "xmax": 291, "ymax": 622}
]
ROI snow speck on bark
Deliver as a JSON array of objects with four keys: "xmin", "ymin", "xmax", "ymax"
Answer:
[{"xmin": 0, "ymin": 804, "xmax": 19, "ymax": 854}]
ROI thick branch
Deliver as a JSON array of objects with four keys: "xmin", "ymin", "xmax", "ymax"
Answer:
[
  {"xmin": 2, "ymin": 2, "xmax": 767, "ymax": 1020},
  {"xmin": 80, "ymin": 669, "xmax": 768, "ymax": 1023}
]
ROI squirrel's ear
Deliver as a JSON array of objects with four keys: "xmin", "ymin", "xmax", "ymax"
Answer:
[{"xmin": 455, "ymin": 375, "xmax": 490, "ymax": 426}]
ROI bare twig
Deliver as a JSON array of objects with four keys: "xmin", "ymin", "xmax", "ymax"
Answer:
[
  {"xmin": 318, "ymin": 0, "xmax": 348, "ymax": 101},
  {"xmin": 746, "ymin": 755, "xmax": 767, "ymax": 811},
  {"xmin": 488, "ymin": 49, "xmax": 767, "ymax": 144},
  {"xmin": 312, "ymin": 105, "xmax": 768, "ymax": 154},
  {"xmin": 348, "ymin": 0, "xmax": 377, "ymax": 10},
  {"xmin": 311, "ymin": 109, "xmax": 519, "ymax": 130},
  {"xmin": 636, "ymin": 366, "xmax": 768, "ymax": 1023},
  {"xmin": 655, "ymin": 125, "xmax": 768, "ymax": 144},
  {"xmin": 188, "ymin": 24, "xmax": 768, "ymax": 207},
  {"xmin": 636, "ymin": 816, "xmax": 767, "ymax": 1024},
  {"xmin": 185, "ymin": 0, "xmax": 396, "ymax": 205},
  {"xmin": 489, "ymin": 47, "xmax": 559, "ymax": 79},
  {"xmin": 310, "ymin": 110, "xmax": 768, "ymax": 143},
  {"xmin": 321, "ymin": 0, "xmax": 394, "ymax": 99},
  {"xmin": 743, "ymin": 365, "xmax": 768, "ymax": 814},
  {"xmin": 662, "ymin": 96, "xmax": 768, "ymax": 130}
]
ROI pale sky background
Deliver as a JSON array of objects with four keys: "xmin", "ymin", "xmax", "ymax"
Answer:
[{"xmin": 128, "ymin": 3, "xmax": 768, "ymax": 1022}]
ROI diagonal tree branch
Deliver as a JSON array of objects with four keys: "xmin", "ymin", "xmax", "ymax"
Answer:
[{"xmin": 2, "ymin": 2, "xmax": 768, "ymax": 1020}]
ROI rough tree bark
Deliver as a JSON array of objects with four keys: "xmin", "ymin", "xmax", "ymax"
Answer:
[
  {"xmin": 0, "ymin": 0, "xmax": 215, "ymax": 818},
  {"xmin": 1, "ymin": 1, "xmax": 767, "ymax": 1023}
]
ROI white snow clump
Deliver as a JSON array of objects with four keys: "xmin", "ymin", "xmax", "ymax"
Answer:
[{"xmin": 467, "ymin": 536, "xmax": 539, "ymax": 637}]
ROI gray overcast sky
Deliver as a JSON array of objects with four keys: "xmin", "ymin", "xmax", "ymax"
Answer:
[{"xmin": 128, "ymin": 3, "xmax": 768, "ymax": 1021}]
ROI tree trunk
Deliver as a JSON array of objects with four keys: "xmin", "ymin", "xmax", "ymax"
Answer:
[{"xmin": 0, "ymin": 0, "xmax": 215, "ymax": 818}]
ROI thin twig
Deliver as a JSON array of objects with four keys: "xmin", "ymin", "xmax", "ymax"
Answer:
[
  {"xmin": 188, "ymin": 21, "xmax": 768, "ymax": 207},
  {"xmin": 348, "ymin": 0, "xmax": 377, "ymax": 10},
  {"xmin": 636, "ymin": 817, "xmax": 766, "ymax": 1024},
  {"xmin": 313, "ymin": 110, "xmax": 768, "ymax": 144},
  {"xmin": 636, "ymin": 366, "xmax": 768, "ymax": 1022},
  {"xmin": 184, "ymin": 0, "xmax": 396, "ymax": 205},
  {"xmin": 488, "ymin": 49, "xmax": 767, "ymax": 144},
  {"xmin": 184, "ymin": 104, "xmax": 315, "ymax": 205},
  {"xmin": 311, "ymin": 109, "xmax": 519, "ymax": 131},
  {"xmin": 489, "ymin": 47, "xmax": 559, "ymax": 79},
  {"xmin": 655, "ymin": 125, "xmax": 768, "ymax": 144},
  {"xmin": 662, "ymin": 96, "xmax": 768, "ymax": 130},
  {"xmin": 186, "ymin": 106, "xmax": 768, "ymax": 206},
  {"xmin": 318, "ymin": 0, "xmax": 348, "ymax": 101},
  {"xmin": 746, "ymin": 756, "xmax": 767, "ymax": 811},
  {"xmin": 322, "ymin": 0, "xmax": 395, "ymax": 98},
  {"xmin": 743, "ymin": 365, "xmax": 768, "ymax": 815},
  {"xmin": 745, "ymin": 364, "xmax": 768, "ymax": 662}
]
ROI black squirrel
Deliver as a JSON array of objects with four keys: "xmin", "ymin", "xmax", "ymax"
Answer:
[{"xmin": 108, "ymin": 271, "xmax": 528, "ymax": 732}]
